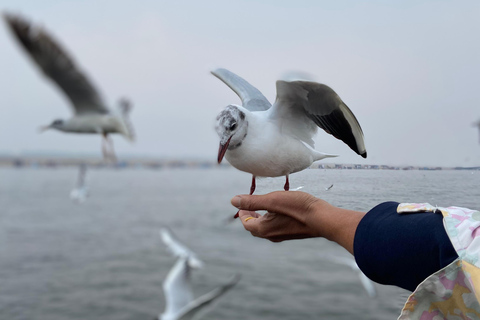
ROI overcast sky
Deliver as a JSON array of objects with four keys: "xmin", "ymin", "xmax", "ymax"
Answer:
[{"xmin": 0, "ymin": 0, "xmax": 479, "ymax": 167}]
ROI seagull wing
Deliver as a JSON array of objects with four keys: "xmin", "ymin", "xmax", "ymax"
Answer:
[
  {"xmin": 270, "ymin": 80, "xmax": 366, "ymax": 157},
  {"xmin": 211, "ymin": 68, "xmax": 271, "ymax": 111},
  {"xmin": 327, "ymin": 255, "xmax": 376, "ymax": 298},
  {"xmin": 162, "ymin": 258, "xmax": 195, "ymax": 319},
  {"xmin": 160, "ymin": 228, "xmax": 203, "ymax": 268},
  {"xmin": 176, "ymin": 274, "xmax": 240, "ymax": 320},
  {"xmin": 357, "ymin": 272, "xmax": 377, "ymax": 298},
  {"xmin": 76, "ymin": 164, "xmax": 87, "ymax": 188},
  {"xmin": 4, "ymin": 14, "xmax": 109, "ymax": 115}
]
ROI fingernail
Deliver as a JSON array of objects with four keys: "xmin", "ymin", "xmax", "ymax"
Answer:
[{"xmin": 231, "ymin": 196, "xmax": 242, "ymax": 208}]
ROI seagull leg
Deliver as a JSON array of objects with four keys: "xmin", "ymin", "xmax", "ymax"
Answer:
[
  {"xmin": 250, "ymin": 175, "xmax": 256, "ymax": 195},
  {"xmin": 233, "ymin": 175, "xmax": 257, "ymax": 219},
  {"xmin": 101, "ymin": 133, "xmax": 109, "ymax": 160},
  {"xmin": 106, "ymin": 135, "xmax": 117, "ymax": 162},
  {"xmin": 102, "ymin": 133, "xmax": 117, "ymax": 163},
  {"xmin": 284, "ymin": 175, "xmax": 290, "ymax": 191}
]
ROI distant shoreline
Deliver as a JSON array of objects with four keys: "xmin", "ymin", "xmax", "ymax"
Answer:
[{"xmin": 0, "ymin": 156, "xmax": 478, "ymax": 171}]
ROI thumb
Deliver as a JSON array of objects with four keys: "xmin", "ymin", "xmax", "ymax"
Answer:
[{"xmin": 231, "ymin": 191, "xmax": 296, "ymax": 214}]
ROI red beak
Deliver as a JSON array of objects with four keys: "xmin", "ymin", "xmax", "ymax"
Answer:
[{"xmin": 217, "ymin": 136, "xmax": 232, "ymax": 164}]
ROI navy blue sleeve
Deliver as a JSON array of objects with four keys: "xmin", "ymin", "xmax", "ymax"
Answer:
[{"xmin": 353, "ymin": 201, "xmax": 458, "ymax": 292}]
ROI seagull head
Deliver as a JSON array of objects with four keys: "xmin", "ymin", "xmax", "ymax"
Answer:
[
  {"xmin": 39, "ymin": 119, "xmax": 65, "ymax": 132},
  {"xmin": 215, "ymin": 105, "xmax": 247, "ymax": 163}
]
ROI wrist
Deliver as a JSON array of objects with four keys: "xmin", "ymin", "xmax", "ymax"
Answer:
[{"xmin": 307, "ymin": 199, "xmax": 365, "ymax": 254}]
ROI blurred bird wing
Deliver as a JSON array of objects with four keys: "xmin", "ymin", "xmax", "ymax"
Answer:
[
  {"xmin": 76, "ymin": 164, "xmax": 87, "ymax": 188},
  {"xmin": 269, "ymin": 80, "xmax": 366, "ymax": 157},
  {"xmin": 326, "ymin": 255, "xmax": 376, "ymax": 297},
  {"xmin": 211, "ymin": 68, "xmax": 271, "ymax": 111},
  {"xmin": 4, "ymin": 14, "xmax": 110, "ymax": 115},
  {"xmin": 159, "ymin": 228, "xmax": 203, "ymax": 268},
  {"xmin": 162, "ymin": 258, "xmax": 195, "ymax": 318},
  {"xmin": 358, "ymin": 272, "xmax": 377, "ymax": 298},
  {"xmin": 176, "ymin": 274, "xmax": 241, "ymax": 320}
]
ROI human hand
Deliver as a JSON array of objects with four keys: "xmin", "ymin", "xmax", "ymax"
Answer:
[
  {"xmin": 231, "ymin": 191, "xmax": 365, "ymax": 254},
  {"xmin": 230, "ymin": 191, "xmax": 326, "ymax": 242}
]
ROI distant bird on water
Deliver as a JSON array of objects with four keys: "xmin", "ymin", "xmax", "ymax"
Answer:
[
  {"xmin": 213, "ymin": 68, "xmax": 367, "ymax": 195},
  {"xmin": 158, "ymin": 228, "xmax": 240, "ymax": 320},
  {"xmin": 3, "ymin": 13, "xmax": 135, "ymax": 161}
]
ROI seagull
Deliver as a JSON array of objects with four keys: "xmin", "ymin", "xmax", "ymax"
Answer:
[
  {"xmin": 159, "ymin": 228, "xmax": 240, "ymax": 320},
  {"xmin": 69, "ymin": 163, "xmax": 88, "ymax": 203},
  {"xmin": 3, "ymin": 14, "xmax": 135, "ymax": 161},
  {"xmin": 327, "ymin": 255, "xmax": 376, "ymax": 298},
  {"xmin": 325, "ymin": 184, "xmax": 334, "ymax": 191},
  {"xmin": 213, "ymin": 68, "xmax": 366, "ymax": 196},
  {"xmin": 473, "ymin": 119, "xmax": 480, "ymax": 144}
]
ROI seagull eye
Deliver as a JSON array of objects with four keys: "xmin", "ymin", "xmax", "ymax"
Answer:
[{"xmin": 229, "ymin": 123, "xmax": 237, "ymax": 131}]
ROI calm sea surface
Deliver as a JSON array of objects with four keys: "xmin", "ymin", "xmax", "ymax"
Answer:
[{"xmin": 1, "ymin": 168, "xmax": 479, "ymax": 320}]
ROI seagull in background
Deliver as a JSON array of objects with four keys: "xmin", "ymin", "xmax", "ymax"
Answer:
[
  {"xmin": 3, "ymin": 13, "xmax": 135, "ymax": 162},
  {"xmin": 70, "ymin": 163, "xmax": 88, "ymax": 203},
  {"xmin": 213, "ymin": 68, "xmax": 366, "ymax": 197},
  {"xmin": 158, "ymin": 228, "xmax": 240, "ymax": 320},
  {"xmin": 327, "ymin": 255, "xmax": 376, "ymax": 298},
  {"xmin": 473, "ymin": 119, "xmax": 480, "ymax": 144},
  {"xmin": 325, "ymin": 184, "xmax": 334, "ymax": 191}
]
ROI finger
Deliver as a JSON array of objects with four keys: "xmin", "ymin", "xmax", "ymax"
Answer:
[
  {"xmin": 231, "ymin": 191, "xmax": 315, "ymax": 217},
  {"xmin": 237, "ymin": 210, "xmax": 261, "ymax": 233}
]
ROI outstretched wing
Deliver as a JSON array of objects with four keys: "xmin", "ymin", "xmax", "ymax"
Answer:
[
  {"xmin": 160, "ymin": 228, "xmax": 203, "ymax": 268},
  {"xmin": 162, "ymin": 258, "xmax": 195, "ymax": 318},
  {"xmin": 326, "ymin": 255, "xmax": 376, "ymax": 298},
  {"xmin": 211, "ymin": 68, "xmax": 271, "ymax": 112},
  {"xmin": 270, "ymin": 80, "xmax": 366, "ymax": 157},
  {"xmin": 176, "ymin": 274, "xmax": 241, "ymax": 320},
  {"xmin": 4, "ymin": 13, "xmax": 109, "ymax": 115}
]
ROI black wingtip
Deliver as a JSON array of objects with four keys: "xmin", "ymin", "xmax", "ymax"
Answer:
[{"xmin": 361, "ymin": 152, "xmax": 367, "ymax": 159}]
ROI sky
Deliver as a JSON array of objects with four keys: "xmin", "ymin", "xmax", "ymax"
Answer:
[{"xmin": 0, "ymin": 0, "xmax": 479, "ymax": 167}]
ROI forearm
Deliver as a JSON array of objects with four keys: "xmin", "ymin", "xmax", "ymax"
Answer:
[{"xmin": 308, "ymin": 199, "xmax": 365, "ymax": 255}]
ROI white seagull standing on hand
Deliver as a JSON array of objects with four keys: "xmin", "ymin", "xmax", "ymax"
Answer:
[
  {"xmin": 4, "ymin": 14, "xmax": 135, "ymax": 161},
  {"xmin": 213, "ymin": 68, "xmax": 367, "ymax": 196},
  {"xmin": 158, "ymin": 228, "xmax": 240, "ymax": 320}
]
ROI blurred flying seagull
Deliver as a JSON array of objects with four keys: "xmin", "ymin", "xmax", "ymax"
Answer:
[
  {"xmin": 158, "ymin": 228, "xmax": 240, "ymax": 320},
  {"xmin": 473, "ymin": 119, "xmax": 480, "ymax": 144},
  {"xmin": 327, "ymin": 255, "xmax": 376, "ymax": 298},
  {"xmin": 69, "ymin": 163, "xmax": 88, "ymax": 203},
  {"xmin": 325, "ymin": 184, "xmax": 334, "ymax": 191},
  {"xmin": 213, "ymin": 68, "xmax": 366, "ymax": 197},
  {"xmin": 3, "ymin": 13, "xmax": 135, "ymax": 161}
]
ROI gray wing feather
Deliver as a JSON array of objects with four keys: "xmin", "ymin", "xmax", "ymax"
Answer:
[
  {"xmin": 176, "ymin": 274, "xmax": 240, "ymax": 320},
  {"xmin": 211, "ymin": 68, "xmax": 271, "ymax": 111},
  {"xmin": 4, "ymin": 14, "xmax": 109, "ymax": 115},
  {"xmin": 273, "ymin": 80, "xmax": 367, "ymax": 157}
]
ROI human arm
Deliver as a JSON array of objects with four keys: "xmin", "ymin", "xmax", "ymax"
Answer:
[
  {"xmin": 231, "ymin": 191, "xmax": 365, "ymax": 255},
  {"xmin": 231, "ymin": 191, "xmax": 459, "ymax": 291}
]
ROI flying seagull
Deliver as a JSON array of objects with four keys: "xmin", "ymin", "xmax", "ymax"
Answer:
[
  {"xmin": 158, "ymin": 228, "xmax": 240, "ymax": 320},
  {"xmin": 3, "ymin": 13, "xmax": 135, "ymax": 161},
  {"xmin": 473, "ymin": 119, "xmax": 480, "ymax": 144},
  {"xmin": 213, "ymin": 68, "xmax": 366, "ymax": 196},
  {"xmin": 69, "ymin": 163, "xmax": 88, "ymax": 203},
  {"xmin": 327, "ymin": 255, "xmax": 376, "ymax": 298}
]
